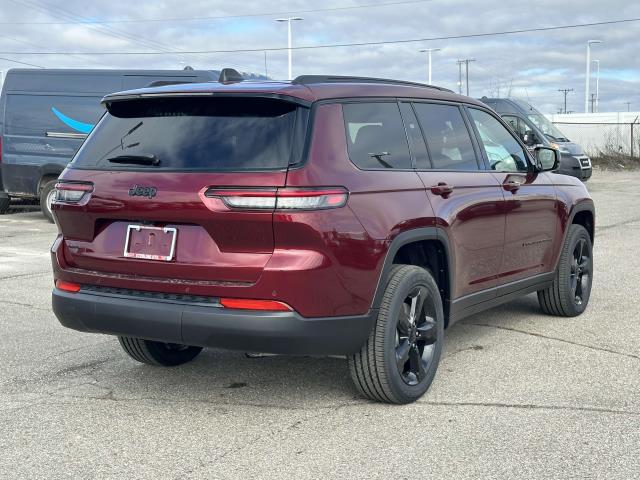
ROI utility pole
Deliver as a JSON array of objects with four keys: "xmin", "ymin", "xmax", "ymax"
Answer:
[
  {"xmin": 584, "ymin": 40, "xmax": 603, "ymax": 113},
  {"xmin": 456, "ymin": 60, "xmax": 463, "ymax": 94},
  {"xmin": 558, "ymin": 88, "xmax": 573, "ymax": 114},
  {"xmin": 276, "ymin": 17, "xmax": 304, "ymax": 80},
  {"xmin": 592, "ymin": 59, "xmax": 600, "ymax": 113},
  {"xmin": 625, "ymin": 102, "xmax": 631, "ymax": 112},
  {"xmin": 264, "ymin": 51, "xmax": 268, "ymax": 78},
  {"xmin": 457, "ymin": 58, "xmax": 475, "ymax": 96},
  {"xmin": 590, "ymin": 94, "xmax": 597, "ymax": 113},
  {"xmin": 419, "ymin": 48, "xmax": 441, "ymax": 84}
]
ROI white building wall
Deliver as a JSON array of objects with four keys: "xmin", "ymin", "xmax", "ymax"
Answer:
[{"xmin": 546, "ymin": 112, "xmax": 640, "ymax": 156}]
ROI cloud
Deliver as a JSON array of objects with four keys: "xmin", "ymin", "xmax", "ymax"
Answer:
[{"xmin": 0, "ymin": 0, "xmax": 638, "ymax": 113}]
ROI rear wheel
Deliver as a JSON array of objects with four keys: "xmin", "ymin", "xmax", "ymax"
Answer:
[
  {"xmin": 0, "ymin": 193, "xmax": 9, "ymax": 214},
  {"xmin": 349, "ymin": 265, "xmax": 444, "ymax": 404},
  {"xmin": 118, "ymin": 336, "xmax": 203, "ymax": 366},
  {"xmin": 40, "ymin": 179, "xmax": 57, "ymax": 223},
  {"xmin": 538, "ymin": 224, "xmax": 593, "ymax": 316}
]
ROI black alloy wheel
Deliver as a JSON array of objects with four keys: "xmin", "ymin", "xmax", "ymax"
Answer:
[{"xmin": 395, "ymin": 285, "xmax": 438, "ymax": 386}]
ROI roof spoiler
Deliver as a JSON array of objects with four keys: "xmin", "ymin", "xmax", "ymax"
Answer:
[{"xmin": 219, "ymin": 68, "xmax": 244, "ymax": 84}]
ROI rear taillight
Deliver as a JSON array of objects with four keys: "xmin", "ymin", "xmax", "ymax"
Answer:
[
  {"xmin": 55, "ymin": 280, "xmax": 81, "ymax": 293},
  {"xmin": 202, "ymin": 187, "xmax": 348, "ymax": 211},
  {"xmin": 220, "ymin": 298, "xmax": 292, "ymax": 311},
  {"xmin": 54, "ymin": 181, "xmax": 94, "ymax": 204}
]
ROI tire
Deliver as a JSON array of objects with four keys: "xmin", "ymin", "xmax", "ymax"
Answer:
[
  {"xmin": 40, "ymin": 179, "xmax": 57, "ymax": 223},
  {"xmin": 0, "ymin": 194, "xmax": 9, "ymax": 214},
  {"xmin": 118, "ymin": 336, "xmax": 203, "ymax": 366},
  {"xmin": 349, "ymin": 265, "xmax": 444, "ymax": 404},
  {"xmin": 538, "ymin": 224, "xmax": 593, "ymax": 317}
]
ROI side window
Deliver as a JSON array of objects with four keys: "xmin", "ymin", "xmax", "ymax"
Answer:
[
  {"xmin": 413, "ymin": 103, "xmax": 479, "ymax": 170},
  {"xmin": 399, "ymin": 102, "xmax": 430, "ymax": 169},
  {"xmin": 502, "ymin": 115, "xmax": 526, "ymax": 141},
  {"xmin": 469, "ymin": 109, "xmax": 529, "ymax": 172},
  {"xmin": 343, "ymin": 102, "xmax": 411, "ymax": 169}
]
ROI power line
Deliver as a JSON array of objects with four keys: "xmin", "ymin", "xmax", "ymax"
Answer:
[
  {"xmin": 0, "ymin": 0, "xmax": 434, "ymax": 25},
  {"xmin": 11, "ymin": 0, "xmax": 184, "ymax": 54},
  {"xmin": 2, "ymin": 17, "xmax": 637, "ymax": 56},
  {"xmin": 8, "ymin": 0, "xmax": 256, "ymax": 71},
  {"xmin": 0, "ymin": 56, "xmax": 44, "ymax": 68}
]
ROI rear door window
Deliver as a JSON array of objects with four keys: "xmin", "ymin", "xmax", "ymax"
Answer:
[
  {"xmin": 399, "ymin": 102, "xmax": 430, "ymax": 169},
  {"xmin": 343, "ymin": 102, "xmax": 411, "ymax": 169},
  {"xmin": 413, "ymin": 103, "xmax": 479, "ymax": 170},
  {"xmin": 71, "ymin": 96, "xmax": 307, "ymax": 171},
  {"xmin": 4, "ymin": 94, "xmax": 103, "ymax": 136}
]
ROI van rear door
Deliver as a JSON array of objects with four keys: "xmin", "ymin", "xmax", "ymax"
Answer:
[{"xmin": 1, "ymin": 93, "xmax": 103, "ymax": 195}]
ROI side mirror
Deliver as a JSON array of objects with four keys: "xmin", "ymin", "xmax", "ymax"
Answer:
[
  {"xmin": 534, "ymin": 146, "xmax": 559, "ymax": 172},
  {"xmin": 523, "ymin": 130, "xmax": 538, "ymax": 146}
]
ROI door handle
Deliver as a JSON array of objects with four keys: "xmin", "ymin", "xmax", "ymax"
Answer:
[
  {"xmin": 430, "ymin": 182, "xmax": 454, "ymax": 196},
  {"xmin": 503, "ymin": 180, "xmax": 522, "ymax": 192}
]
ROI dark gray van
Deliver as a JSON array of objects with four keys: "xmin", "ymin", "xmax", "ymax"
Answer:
[
  {"xmin": 0, "ymin": 68, "xmax": 218, "ymax": 220},
  {"xmin": 479, "ymin": 97, "xmax": 592, "ymax": 181}
]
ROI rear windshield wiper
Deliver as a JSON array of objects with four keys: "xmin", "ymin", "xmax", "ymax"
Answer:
[{"xmin": 106, "ymin": 154, "xmax": 160, "ymax": 166}]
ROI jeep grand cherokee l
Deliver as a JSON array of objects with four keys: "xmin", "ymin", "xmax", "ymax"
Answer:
[{"xmin": 51, "ymin": 72, "xmax": 595, "ymax": 404}]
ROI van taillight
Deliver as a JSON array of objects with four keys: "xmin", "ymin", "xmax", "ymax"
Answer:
[
  {"xmin": 54, "ymin": 181, "xmax": 94, "ymax": 204},
  {"xmin": 202, "ymin": 187, "xmax": 349, "ymax": 211}
]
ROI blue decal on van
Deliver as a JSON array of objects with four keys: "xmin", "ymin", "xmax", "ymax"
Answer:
[{"xmin": 51, "ymin": 107, "xmax": 95, "ymax": 134}]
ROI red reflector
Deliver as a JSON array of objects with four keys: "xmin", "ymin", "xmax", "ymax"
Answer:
[
  {"xmin": 220, "ymin": 298, "xmax": 292, "ymax": 311},
  {"xmin": 55, "ymin": 280, "xmax": 81, "ymax": 293}
]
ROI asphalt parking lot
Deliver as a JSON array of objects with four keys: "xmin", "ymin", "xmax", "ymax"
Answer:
[{"xmin": 0, "ymin": 170, "xmax": 638, "ymax": 479}]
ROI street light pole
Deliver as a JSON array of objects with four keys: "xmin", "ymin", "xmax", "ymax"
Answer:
[
  {"xmin": 592, "ymin": 59, "xmax": 600, "ymax": 113},
  {"xmin": 276, "ymin": 17, "xmax": 304, "ymax": 80},
  {"xmin": 419, "ymin": 48, "xmax": 441, "ymax": 84},
  {"xmin": 584, "ymin": 40, "xmax": 602, "ymax": 113}
]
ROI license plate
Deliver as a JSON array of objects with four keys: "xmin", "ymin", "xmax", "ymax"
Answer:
[{"xmin": 123, "ymin": 225, "xmax": 177, "ymax": 261}]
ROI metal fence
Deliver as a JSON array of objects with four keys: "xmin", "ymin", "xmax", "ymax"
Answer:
[{"xmin": 551, "ymin": 119, "xmax": 640, "ymax": 158}]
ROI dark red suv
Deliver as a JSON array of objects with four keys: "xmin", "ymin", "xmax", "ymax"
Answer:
[{"xmin": 51, "ymin": 73, "xmax": 595, "ymax": 404}]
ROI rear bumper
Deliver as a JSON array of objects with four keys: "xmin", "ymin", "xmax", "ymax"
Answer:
[{"xmin": 52, "ymin": 288, "xmax": 376, "ymax": 355}]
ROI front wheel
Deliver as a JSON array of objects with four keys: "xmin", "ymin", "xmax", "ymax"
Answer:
[
  {"xmin": 349, "ymin": 265, "xmax": 444, "ymax": 404},
  {"xmin": 118, "ymin": 337, "xmax": 203, "ymax": 366},
  {"xmin": 538, "ymin": 224, "xmax": 593, "ymax": 316}
]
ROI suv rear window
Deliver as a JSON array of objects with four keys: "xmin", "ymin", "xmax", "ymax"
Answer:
[{"xmin": 70, "ymin": 97, "xmax": 307, "ymax": 171}]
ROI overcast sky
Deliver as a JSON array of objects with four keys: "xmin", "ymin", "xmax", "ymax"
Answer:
[{"xmin": 0, "ymin": 0, "xmax": 638, "ymax": 113}]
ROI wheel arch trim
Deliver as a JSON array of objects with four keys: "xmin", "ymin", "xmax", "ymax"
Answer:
[
  {"xmin": 370, "ymin": 227, "xmax": 453, "ymax": 311},
  {"xmin": 553, "ymin": 200, "xmax": 595, "ymax": 272}
]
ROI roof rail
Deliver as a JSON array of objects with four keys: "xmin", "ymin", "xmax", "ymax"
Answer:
[{"xmin": 291, "ymin": 75, "xmax": 453, "ymax": 92}]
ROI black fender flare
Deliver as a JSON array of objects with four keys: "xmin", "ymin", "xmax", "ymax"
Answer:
[
  {"xmin": 370, "ymin": 227, "xmax": 453, "ymax": 311},
  {"xmin": 553, "ymin": 200, "xmax": 595, "ymax": 271}
]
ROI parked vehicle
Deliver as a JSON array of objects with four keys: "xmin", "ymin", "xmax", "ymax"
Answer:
[
  {"xmin": 479, "ymin": 97, "xmax": 592, "ymax": 181},
  {"xmin": 51, "ymin": 72, "xmax": 595, "ymax": 404},
  {"xmin": 0, "ymin": 68, "xmax": 218, "ymax": 220}
]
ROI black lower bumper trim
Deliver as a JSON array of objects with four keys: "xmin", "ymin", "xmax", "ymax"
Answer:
[{"xmin": 52, "ymin": 289, "xmax": 376, "ymax": 356}]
